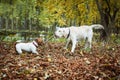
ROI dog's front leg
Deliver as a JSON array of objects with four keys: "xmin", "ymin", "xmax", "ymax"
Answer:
[
  {"xmin": 64, "ymin": 38, "xmax": 70, "ymax": 49},
  {"xmin": 71, "ymin": 39, "xmax": 77, "ymax": 53}
]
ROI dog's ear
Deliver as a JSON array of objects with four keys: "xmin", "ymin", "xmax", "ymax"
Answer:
[
  {"xmin": 56, "ymin": 27, "xmax": 60, "ymax": 30},
  {"xmin": 63, "ymin": 30, "xmax": 65, "ymax": 32}
]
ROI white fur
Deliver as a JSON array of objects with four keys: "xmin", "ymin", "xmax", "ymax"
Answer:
[
  {"xmin": 16, "ymin": 41, "xmax": 39, "ymax": 54},
  {"xmin": 55, "ymin": 24, "xmax": 104, "ymax": 52}
]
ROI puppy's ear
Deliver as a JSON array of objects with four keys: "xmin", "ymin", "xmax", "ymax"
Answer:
[
  {"xmin": 35, "ymin": 38, "xmax": 43, "ymax": 45},
  {"xmin": 35, "ymin": 38, "xmax": 38, "ymax": 43}
]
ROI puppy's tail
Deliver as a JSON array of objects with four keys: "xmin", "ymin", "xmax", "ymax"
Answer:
[
  {"xmin": 16, "ymin": 40, "xmax": 23, "ymax": 43},
  {"xmin": 14, "ymin": 42, "xmax": 18, "ymax": 54},
  {"xmin": 90, "ymin": 24, "xmax": 104, "ymax": 29}
]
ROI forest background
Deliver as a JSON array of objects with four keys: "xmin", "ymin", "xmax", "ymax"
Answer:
[
  {"xmin": 0, "ymin": 0, "xmax": 120, "ymax": 41},
  {"xmin": 0, "ymin": 0, "xmax": 120, "ymax": 79}
]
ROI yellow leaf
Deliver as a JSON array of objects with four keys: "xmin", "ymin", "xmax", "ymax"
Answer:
[
  {"xmin": 34, "ymin": 78, "xmax": 37, "ymax": 80},
  {"xmin": 80, "ymin": 50, "xmax": 84, "ymax": 56}
]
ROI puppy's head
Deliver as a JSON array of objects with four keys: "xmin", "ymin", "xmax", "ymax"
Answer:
[
  {"xmin": 54, "ymin": 27, "xmax": 67, "ymax": 38},
  {"xmin": 35, "ymin": 38, "xmax": 44, "ymax": 45}
]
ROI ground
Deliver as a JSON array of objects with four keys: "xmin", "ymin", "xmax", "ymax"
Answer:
[{"xmin": 0, "ymin": 41, "xmax": 120, "ymax": 80}]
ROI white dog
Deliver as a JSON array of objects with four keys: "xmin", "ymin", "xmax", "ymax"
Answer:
[
  {"xmin": 54, "ymin": 24, "xmax": 104, "ymax": 53},
  {"xmin": 15, "ymin": 38, "xmax": 43, "ymax": 54}
]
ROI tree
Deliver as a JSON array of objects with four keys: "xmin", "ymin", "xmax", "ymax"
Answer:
[
  {"xmin": 95, "ymin": 0, "xmax": 120, "ymax": 40},
  {"xmin": 36, "ymin": 0, "xmax": 99, "ymax": 27},
  {"xmin": 0, "ymin": 0, "xmax": 119, "ymax": 39}
]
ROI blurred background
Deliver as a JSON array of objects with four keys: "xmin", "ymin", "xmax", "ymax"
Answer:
[{"xmin": 0, "ymin": 0, "xmax": 119, "ymax": 42}]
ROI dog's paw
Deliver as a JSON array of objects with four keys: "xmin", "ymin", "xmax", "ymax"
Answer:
[
  {"xmin": 36, "ymin": 53, "xmax": 39, "ymax": 55},
  {"xmin": 70, "ymin": 51, "xmax": 74, "ymax": 54},
  {"xmin": 63, "ymin": 47, "xmax": 67, "ymax": 49}
]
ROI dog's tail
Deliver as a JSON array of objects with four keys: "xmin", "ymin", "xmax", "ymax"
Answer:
[{"xmin": 90, "ymin": 24, "xmax": 104, "ymax": 29}]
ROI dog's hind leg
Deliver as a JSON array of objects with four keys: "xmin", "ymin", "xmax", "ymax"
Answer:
[
  {"xmin": 84, "ymin": 37, "xmax": 89, "ymax": 49},
  {"xmin": 85, "ymin": 36, "xmax": 92, "ymax": 49},
  {"xmin": 85, "ymin": 41, "xmax": 89, "ymax": 49},
  {"xmin": 88, "ymin": 37, "xmax": 92, "ymax": 49}
]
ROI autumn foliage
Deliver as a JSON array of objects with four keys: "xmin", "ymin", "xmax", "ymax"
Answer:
[{"xmin": 0, "ymin": 41, "xmax": 120, "ymax": 80}]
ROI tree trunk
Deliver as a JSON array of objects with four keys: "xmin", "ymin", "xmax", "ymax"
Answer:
[
  {"xmin": 95, "ymin": 0, "xmax": 108, "ymax": 41},
  {"xmin": 95, "ymin": 0, "xmax": 119, "ymax": 41}
]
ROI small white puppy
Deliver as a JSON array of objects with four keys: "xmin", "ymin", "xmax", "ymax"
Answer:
[
  {"xmin": 15, "ymin": 38, "xmax": 43, "ymax": 54},
  {"xmin": 54, "ymin": 24, "xmax": 104, "ymax": 53}
]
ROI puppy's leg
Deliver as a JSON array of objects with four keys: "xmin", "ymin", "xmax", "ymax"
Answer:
[
  {"xmin": 64, "ymin": 38, "xmax": 70, "ymax": 49},
  {"xmin": 31, "ymin": 46, "xmax": 39, "ymax": 55},
  {"xmin": 71, "ymin": 39, "xmax": 77, "ymax": 53},
  {"xmin": 16, "ymin": 49, "xmax": 22, "ymax": 54},
  {"xmin": 32, "ymin": 50, "xmax": 39, "ymax": 55}
]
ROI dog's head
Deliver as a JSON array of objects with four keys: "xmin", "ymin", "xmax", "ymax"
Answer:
[
  {"xmin": 35, "ymin": 38, "xmax": 44, "ymax": 45},
  {"xmin": 54, "ymin": 27, "xmax": 68, "ymax": 38}
]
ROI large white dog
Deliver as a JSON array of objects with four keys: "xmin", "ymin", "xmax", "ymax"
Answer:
[
  {"xmin": 54, "ymin": 24, "xmax": 104, "ymax": 53},
  {"xmin": 15, "ymin": 38, "xmax": 43, "ymax": 54}
]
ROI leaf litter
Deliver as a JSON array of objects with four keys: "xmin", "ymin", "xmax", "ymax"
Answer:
[{"xmin": 0, "ymin": 42, "xmax": 120, "ymax": 80}]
